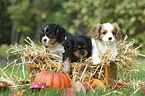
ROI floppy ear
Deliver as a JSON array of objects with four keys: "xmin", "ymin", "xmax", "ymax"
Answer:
[
  {"xmin": 91, "ymin": 23, "xmax": 101, "ymax": 40},
  {"xmin": 55, "ymin": 24, "xmax": 66, "ymax": 43},
  {"xmin": 40, "ymin": 25, "xmax": 45, "ymax": 42},
  {"xmin": 85, "ymin": 36, "xmax": 92, "ymax": 57},
  {"xmin": 113, "ymin": 22, "xmax": 122, "ymax": 40},
  {"xmin": 63, "ymin": 38, "xmax": 74, "ymax": 57}
]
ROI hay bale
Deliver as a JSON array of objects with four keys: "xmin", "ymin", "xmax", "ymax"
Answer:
[{"xmin": 1, "ymin": 36, "xmax": 144, "ymax": 87}]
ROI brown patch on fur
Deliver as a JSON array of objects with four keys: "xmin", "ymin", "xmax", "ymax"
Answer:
[
  {"xmin": 113, "ymin": 22, "xmax": 122, "ymax": 40},
  {"xmin": 41, "ymin": 32, "xmax": 45, "ymax": 35},
  {"xmin": 83, "ymin": 45, "xmax": 86, "ymax": 48},
  {"xmin": 77, "ymin": 45, "xmax": 81, "ymax": 48},
  {"xmin": 99, "ymin": 25, "xmax": 108, "ymax": 41},
  {"xmin": 91, "ymin": 22, "xmax": 122, "ymax": 41},
  {"xmin": 46, "ymin": 31, "xmax": 50, "ymax": 34},
  {"xmin": 49, "ymin": 38, "xmax": 57, "ymax": 45},
  {"xmin": 73, "ymin": 50, "xmax": 88, "ymax": 58},
  {"xmin": 91, "ymin": 23, "xmax": 101, "ymax": 40}
]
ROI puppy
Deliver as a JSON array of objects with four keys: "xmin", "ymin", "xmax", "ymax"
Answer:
[
  {"xmin": 40, "ymin": 24, "xmax": 66, "ymax": 56},
  {"xmin": 91, "ymin": 22, "xmax": 122, "ymax": 65},
  {"xmin": 62, "ymin": 34, "xmax": 92, "ymax": 74}
]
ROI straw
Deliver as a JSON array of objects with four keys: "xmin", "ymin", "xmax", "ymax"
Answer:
[{"xmin": 0, "ymin": 36, "xmax": 145, "ymax": 90}]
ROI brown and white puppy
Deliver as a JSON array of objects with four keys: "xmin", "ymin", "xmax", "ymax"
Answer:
[
  {"xmin": 91, "ymin": 22, "xmax": 122, "ymax": 65},
  {"xmin": 62, "ymin": 34, "xmax": 92, "ymax": 74},
  {"xmin": 40, "ymin": 24, "xmax": 66, "ymax": 56}
]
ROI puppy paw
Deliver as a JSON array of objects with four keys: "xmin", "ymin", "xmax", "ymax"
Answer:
[{"xmin": 63, "ymin": 67, "xmax": 70, "ymax": 74}]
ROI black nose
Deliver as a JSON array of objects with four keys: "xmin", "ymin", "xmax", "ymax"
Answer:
[
  {"xmin": 108, "ymin": 37, "xmax": 112, "ymax": 40},
  {"xmin": 43, "ymin": 39, "xmax": 47, "ymax": 42},
  {"xmin": 80, "ymin": 50, "xmax": 84, "ymax": 56}
]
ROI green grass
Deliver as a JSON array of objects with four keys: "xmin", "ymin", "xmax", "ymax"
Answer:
[
  {"xmin": 0, "ymin": 59, "xmax": 145, "ymax": 96},
  {"xmin": 0, "ymin": 63, "xmax": 29, "ymax": 79},
  {"xmin": 0, "ymin": 84, "xmax": 144, "ymax": 96}
]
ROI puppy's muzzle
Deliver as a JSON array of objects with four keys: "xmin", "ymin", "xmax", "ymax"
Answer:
[
  {"xmin": 108, "ymin": 37, "xmax": 112, "ymax": 41},
  {"xmin": 80, "ymin": 50, "xmax": 84, "ymax": 57},
  {"xmin": 43, "ymin": 39, "xmax": 47, "ymax": 43},
  {"xmin": 49, "ymin": 38, "xmax": 57, "ymax": 45}
]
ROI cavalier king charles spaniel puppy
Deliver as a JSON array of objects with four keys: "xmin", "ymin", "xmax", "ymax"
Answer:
[
  {"xmin": 62, "ymin": 34, "xmax": 92, "ymax": 74},
  {"xmin": 40, "ymin": 24, "xmax": 66, "ymax": 56},
  {"xmin": 91, "ymin": 22, "xmax": 122, "ymax": 65}
]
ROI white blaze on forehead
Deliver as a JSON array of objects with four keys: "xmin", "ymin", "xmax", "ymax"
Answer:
[
  {"xmin": 102, "ymin": 22, "xmax": 115, "ymax": 42},
  {"xmin": 102, "ymin": 22, "xmax": 114, "ymax": 31},
  {"xmin": 44, "ymin": 25, "xmax": 48, "ymax": 33}
]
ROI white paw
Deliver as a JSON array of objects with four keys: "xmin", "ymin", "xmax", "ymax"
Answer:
[{"xmin": 63, "ymin": 67, "xmax": 70, "ymax": 74}]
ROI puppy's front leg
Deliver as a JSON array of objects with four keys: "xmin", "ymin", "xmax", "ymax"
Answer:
[
  {"xmin": 92, "ymin": 52, "xmax": 101, "ymax": 65},
  {"xmin": 92, "ymin": 41, "xmax": 101, "ymax": 65},
  {"xmin": 63, "ymin": 57, "xmax": 71, "ymax": 74}
]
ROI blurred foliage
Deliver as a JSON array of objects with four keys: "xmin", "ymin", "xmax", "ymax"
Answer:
[
  {"xmin": 0, "ymin": 0, "xmax": 145, "ymax": 51},
  {"xmin": 0, "ymin": 44, "xmax": 14, "ymax": 59},
  {"xmin": 0, "ymin": 0, "xmax": 11, "ymax": 44},
  {"xmin": 8, "ymin": 1, "xmax": 34, "ymax": 33}
]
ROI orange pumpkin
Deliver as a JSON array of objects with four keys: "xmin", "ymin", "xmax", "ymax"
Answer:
[{"xmin": 34, "ymin": 71, "xmax": 71, "ymax": 89}]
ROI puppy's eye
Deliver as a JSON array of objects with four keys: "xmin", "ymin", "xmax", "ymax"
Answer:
[
  {"xmin": 85, "ymin": 47, "xmax": 88, "ymax": 49},
  {"xmin": 112, "ymin": 31, "xmax": 115, "ymax": 35},
  {"xmin": 74, "ymin": 47, "xmax": 78, "ymax": 51},
  {"xmin": 103, "ymin": 32, "xmax": 106, "ymax": 34},
  {"xmin": 46, "ymin": 32, "xmax": 49, "ymax": 34}
]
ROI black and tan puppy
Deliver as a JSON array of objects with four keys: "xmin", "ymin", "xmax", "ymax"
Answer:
[
  {"xmin": 62, "ymin": 34, "xmax": 92, "ymax": 74},
  {"xmin": 40, "ymin": 24, "xmax": 66, "ymax": 56}
]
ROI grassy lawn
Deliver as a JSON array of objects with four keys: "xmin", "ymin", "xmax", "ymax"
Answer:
[{"xmin": 0, "ymin": 59, "xmax": 145, "ymax": 96}]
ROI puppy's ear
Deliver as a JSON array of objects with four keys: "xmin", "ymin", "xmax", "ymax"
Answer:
[
  {"xmin": 113, "ymin": 22, "xmax": 122, "ymax": 40},
  {"xmin": 86, "ymin": 36, "xmax": 92, "ymax": 57},
  {"xmin": 91, "ymin": 23, "xmax": 101, "ymax": 40},
  {"xmin": 55, "ymin": 24, "xmax": 66, "ymax": 43},
  {"xmin": 40, "ymin": 25, "xmax": 45, "ymax": 42},
  {"xmin": 63, "ymin": 38, "xmax": 74, "ymax": 57}
]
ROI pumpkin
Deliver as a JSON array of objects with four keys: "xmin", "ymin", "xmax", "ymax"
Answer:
[{"xmin": 34, "ymin": 71, "xmax": 71, "ymax": 89}]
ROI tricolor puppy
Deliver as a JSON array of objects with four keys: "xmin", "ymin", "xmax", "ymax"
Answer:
[
  {"xmin": 62, "ymin": 34, "xmax": 92, "ymax": 74},
  {"xmin": 91, "ymin": 22, "xmax": 122, "ymax": 65},
  {"xmin": 40, "ymin": 24, "xmax": 66, "ymax": 56}
]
